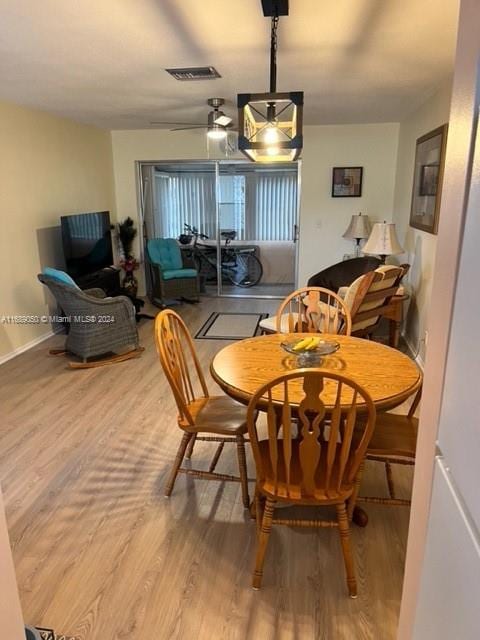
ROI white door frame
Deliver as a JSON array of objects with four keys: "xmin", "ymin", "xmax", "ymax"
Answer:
[{"xmin": 398, "ymin": 1, "xmax": 480, "ymax": 636}]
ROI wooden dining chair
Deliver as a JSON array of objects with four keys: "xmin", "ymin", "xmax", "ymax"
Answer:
[
  {"xmin": 247, "ymin": 370, "xmax": 376, "ymax": 597},
  {"xmin": 155, "ymin": 309, "xmax": 250, "ymax": 508},
  {"xmin": 258, "ymin": 286, "xmax": 352, "ymax": 335},
  {"xmin": 357, "ymin": 386, "xmax": 421, "ymax": 507}
]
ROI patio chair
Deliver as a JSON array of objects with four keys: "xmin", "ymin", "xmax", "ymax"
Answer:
[
  {"xmin": 147, "ymin": 238, "xmax": 200, "ymax": 308},
  {"xmin": 342, "ymin": 265, "xmax": 406, "ymax": 338},
  {"xmin": 38, "ymin": 268, "xmax": 142, "ymax": 368}
]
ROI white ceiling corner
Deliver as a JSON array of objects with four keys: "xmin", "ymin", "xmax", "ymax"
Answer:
[{"xmin": 0, "ymin": 0, "xmax": 459, "ymax": 129}]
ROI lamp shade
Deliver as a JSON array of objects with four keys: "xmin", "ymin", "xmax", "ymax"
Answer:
[
  {"xmin": 342, "ymin": 213, "xmax": 371, "ymax": 240},
  {"xmin": 363, "ymin": 222, "xmax": 404, "ymax": 256}
]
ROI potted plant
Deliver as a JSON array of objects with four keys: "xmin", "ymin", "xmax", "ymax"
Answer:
[{"xmin": 118, "ymin": 217, "xmax": 140, "ymax": 297}]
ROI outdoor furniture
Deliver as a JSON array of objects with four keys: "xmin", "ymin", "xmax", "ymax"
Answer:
[
  {"xmin": 341, "ymin": 265, "xmax": 406, "ymax": 339},
  {"xmin": 147, "ymin": 238, "xmax": 200, "ymax": 307},
  {"xmin": 38, "ymin": 270, "xmax": 141, "ymax": 368},
  {"xmin": 258, "ymin": 286, "xmax": 352, "ymax": 335},
  {"xmin": 155, "ymin": 309, "xmax": 250, "ymax": 508}
]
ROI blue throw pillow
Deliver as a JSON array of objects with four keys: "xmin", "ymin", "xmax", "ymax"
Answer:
[{"xmin": 43, "ymin": 267, "xmax": 79, "ymax": 289}]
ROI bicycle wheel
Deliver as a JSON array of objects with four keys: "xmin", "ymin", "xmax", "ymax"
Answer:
[{"xmin": 227, "ymin": 252, "xmax": 263, "ymax": 288}]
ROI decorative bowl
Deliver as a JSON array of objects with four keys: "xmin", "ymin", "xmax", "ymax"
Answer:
[{"xmin": 281, "ymin": 337, "xmax": 340, "ymax": 366}]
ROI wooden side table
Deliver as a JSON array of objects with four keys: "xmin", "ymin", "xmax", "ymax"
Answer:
[{"xmin": 381, "ymin": 294, "xmax": 409, "ymax": 348}]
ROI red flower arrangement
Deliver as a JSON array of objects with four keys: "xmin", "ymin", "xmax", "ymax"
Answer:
[{"xmin": 120, "ymin": 257, "xmax": 139, "ymax": 274}]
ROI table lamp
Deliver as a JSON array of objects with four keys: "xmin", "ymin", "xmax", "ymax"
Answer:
[
  {"xmin": 342, "ymin": 213, "xmax": 371, "ymax": 257},
  {"xmin": 363, "ymin": 221, "xmax": 404, "ymax": 263}
]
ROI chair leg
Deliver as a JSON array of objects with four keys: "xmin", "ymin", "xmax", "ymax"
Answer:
[
  {"xmin": 236, "ymin": 434, "xmax": 250, "ymax": 509},
  {"xmin": 185, "ymin": 434, "xmax": 197, "ymax": 459},
  {"xmin": 164, "ymin": 432, "xmax": 192, "ymax": 498},
  {"xmin": 254, "ymin": 489, "xmax": 266, "ymax": 536},
  {"xmin": 336, "ymin": 502, "xmax": 358, "ymax": 598},
  {"xmin": 347, "ymin": 460, "xmax": 365, "ymax": 522},
  {"xmin": 252, "ymin": 498, "xmax": 275, "ymax": 590}
]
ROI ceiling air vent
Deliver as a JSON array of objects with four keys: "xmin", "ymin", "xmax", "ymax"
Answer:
[{"xmin": 165, "ymin": 66, "xmax": 221, "ymax": 81}]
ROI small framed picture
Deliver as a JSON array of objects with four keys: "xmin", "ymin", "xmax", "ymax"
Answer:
[
  {"xmin": 409, "ymin": 124, "xmax": 448, "ymax": 234},
  {"xmin": 332, "ymin": 167, "xmax": 363, "ymax": 197}
]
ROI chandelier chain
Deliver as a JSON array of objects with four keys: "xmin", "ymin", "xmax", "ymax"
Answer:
[{"xmin": 269, "ymin": 15, "xmax": 280, "ymax": 92}]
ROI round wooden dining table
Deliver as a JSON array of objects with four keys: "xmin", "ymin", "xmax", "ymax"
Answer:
[
  {"xmin": 211, "ymin": 333, "xmax": 422, "ymax": 412},
  {"xmin": 211, "ymin": 333, "xmax": 422, "ymax": 527}
]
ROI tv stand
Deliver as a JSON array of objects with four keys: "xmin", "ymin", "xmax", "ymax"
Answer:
[{"xmin": 76, "ymin": 266, "xmax": 121, "ymax": 296}]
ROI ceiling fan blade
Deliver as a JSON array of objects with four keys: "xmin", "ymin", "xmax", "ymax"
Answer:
[
  {"xmin": 150, "ymin": 121, "xmax": 205, "ymax": 126},
  {"xmin": 170, "ymin": 126, "xmax": 207, "ymax": 131}
]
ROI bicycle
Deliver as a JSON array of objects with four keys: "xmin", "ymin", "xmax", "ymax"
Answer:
[{"xmin": 183, "ymin": 223, "xmax": 263, "ymax": 288}]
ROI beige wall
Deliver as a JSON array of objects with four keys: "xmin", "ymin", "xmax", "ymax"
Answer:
[
  {"xmin": 298, "ymin": 123, "xmax": 399, "ymax": 283},
  {"xmin": 111, "ymin": 123, "xmax": 400, "ymax": 291},
  {"xmin": 392, "ymin": 82, "xmax": 452, "ymax": 363},
  {"xmin": 0, "ymin": 100, "xmax": 116, "ymax": 360},
  {"xmin": 111, "ymin": 129, "xmax": 238, "ymax": 293}
]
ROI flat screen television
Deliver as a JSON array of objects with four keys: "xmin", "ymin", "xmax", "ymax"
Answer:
[{"xmin": 61, "ymin": 211, "xmax": 114, "ymax": 279}]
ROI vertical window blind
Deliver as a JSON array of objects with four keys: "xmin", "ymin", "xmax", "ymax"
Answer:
[
  {"xmin": 155, "ymin": 172, "xmax": 216, "ymax": 239},
  {"xmin": 154, "ymin": 168, "xmax": 297, "ymax": 242}
]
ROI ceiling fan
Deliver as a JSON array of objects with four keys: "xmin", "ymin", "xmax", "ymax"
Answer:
[{"xmin": 150, "ymin": 97, "xmax": 235, "ymax": 139}]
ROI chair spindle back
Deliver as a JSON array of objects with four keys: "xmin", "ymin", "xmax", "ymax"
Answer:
[
  {"xmin": 276, "ymin": 287, "xmax": 352, "ymax": 336},
  {"xmin": 155, "ymin": 309, "xmax": 209, "ymax": 425},
  {"xmin": 247, "ymin": 370, "xmax": 376, "ymax": 500}
]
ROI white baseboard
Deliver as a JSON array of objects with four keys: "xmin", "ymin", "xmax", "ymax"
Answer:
[
  {"xmin": 0, "ymin": 330, "xmax": 58, "ymax": 366},
  {"xmin": 402, "ymin": 331, "xmax": 425, "ymax": 370}
]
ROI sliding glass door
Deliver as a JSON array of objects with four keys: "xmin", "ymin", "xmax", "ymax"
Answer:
[
  {"xmin": 140, "ymin": 160, "xmax": 299, "ymax": 299},
  {"xmin": 216, "ymin": 162, "xmax": 298, "ymax": 297}
]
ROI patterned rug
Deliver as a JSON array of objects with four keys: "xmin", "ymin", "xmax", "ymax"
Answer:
[{"xmin": 195, "ymin": 311, "xmax": 268, "ymax": 341}]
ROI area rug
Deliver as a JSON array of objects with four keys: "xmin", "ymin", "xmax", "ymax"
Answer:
[
  {"xmin": 34, "ymin": 628, "xmax": 77, "ymax": 640},
  {"xmin": 195, "ymin": 312, "xmax": 269, "ymax": 341}
]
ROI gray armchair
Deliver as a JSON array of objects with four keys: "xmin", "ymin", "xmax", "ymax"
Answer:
[{"xmin": 38, "ymin": 273, "xmax": 142, "ymax": 368}]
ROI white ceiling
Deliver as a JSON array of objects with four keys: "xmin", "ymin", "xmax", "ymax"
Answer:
[{"xmin": 0, "ymin": 0, "xmax": 459, "ymax": 129}]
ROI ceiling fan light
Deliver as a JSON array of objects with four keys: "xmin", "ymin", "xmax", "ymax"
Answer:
[{"xmin": 207, "ymin": 127, "xmax": 227, "ymax": 140}]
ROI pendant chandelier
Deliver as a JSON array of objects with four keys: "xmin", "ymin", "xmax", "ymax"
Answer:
[{"xmin": 237, "ymin": 0, "xmax": 303, "ymax": 163}]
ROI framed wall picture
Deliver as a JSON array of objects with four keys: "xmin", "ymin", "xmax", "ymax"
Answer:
[
  {"xmin": 409, "ymin": 124, "xmax": 448, "ymax": 234},
  {"xmin": 332, "ymin": 166, "xmax": 363, "ymax": 197}
]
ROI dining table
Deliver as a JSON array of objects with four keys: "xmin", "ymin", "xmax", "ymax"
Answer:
[
  {"xmin": 210, "ymin": 332, "xmax": 422, "ymax": 525},
  {"xmin": 211, "ymin": 332, "xmax": 422, "ymax": 412}
]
